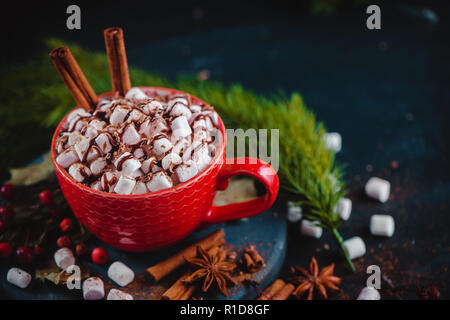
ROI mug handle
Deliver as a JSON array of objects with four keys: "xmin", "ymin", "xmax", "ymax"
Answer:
[{"xmin": 202, "ymin": 157, "xmax": 279, "ymax": 225}]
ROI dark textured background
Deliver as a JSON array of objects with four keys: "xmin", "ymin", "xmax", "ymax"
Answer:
[{"xmin": 0, "ymin": 0, "xmax": 449, "ymax": 299}]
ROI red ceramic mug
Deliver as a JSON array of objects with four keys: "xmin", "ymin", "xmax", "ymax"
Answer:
[{"xmin": 51, "ymin": 87, "xmax": 279, "ymax": 252}]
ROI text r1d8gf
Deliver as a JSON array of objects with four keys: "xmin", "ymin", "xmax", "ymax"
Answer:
[{"xmin": 224, "ymin": 304, "xmax": 270, "ymax": 315}]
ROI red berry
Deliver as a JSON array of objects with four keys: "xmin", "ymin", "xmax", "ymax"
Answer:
[
  {"xmin": 57, "ymin": 236, "xmax": 72, "ymax": 248},
  {"xmin": 0, "ymin": 184, "xmax": 15, "ymax": 201},
  {"xmin": 75, "ymin": 243, "xmax": 88, "ymax": 257},
  {"xmin": 39, "ymin": 190, "xmax": 53, "ymax": 206},
  {"xmin": 0, "ymin": 206, "xmax": 14, "ymax": 223},
  {"xmin": 33, "ymin": 244, "xmax": 45, "ymax": 258},
  {"xmin": 15, "ymin": 246, "xmax": 34, "ymax": 265},
  {"xmin": 91, "ymin": 247, "xmax": 108, "ymax": 264},
  {"xmin": 0, "ymin": 242, "xmax": 13, "ymax": 258},
  {"xmin": 59, "ymin": 218, "xmax": 73, "ymax": 232}
]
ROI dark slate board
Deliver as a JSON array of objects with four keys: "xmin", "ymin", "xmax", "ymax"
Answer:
[{"xmin": 0, "ymin": 155, "xmax": 286, "ymax": 300}]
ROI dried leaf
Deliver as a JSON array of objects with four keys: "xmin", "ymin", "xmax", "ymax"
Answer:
[
  {"xmin": 35, "ymin": 260, "xmax": 89, "ymax": 285},
  {"xmin": 8, "ymin": 152, "xmax": 54, "ymax": 186}
]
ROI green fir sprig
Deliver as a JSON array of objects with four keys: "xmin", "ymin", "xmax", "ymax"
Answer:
[{"xmin": 0, "ymin": 39, "xmax": 354, "ymax": 271}]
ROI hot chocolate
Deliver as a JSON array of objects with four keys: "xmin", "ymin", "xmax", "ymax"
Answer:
[{"xmin": 55, "ymin": 87, "xmax": 220, "ymax": 194}]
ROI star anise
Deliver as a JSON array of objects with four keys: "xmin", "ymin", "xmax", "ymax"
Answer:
[
  {"xmin": 289, "ymin": 257, "xmax": 342, "ymax": 300},
  {"xmin": 183, "ymin": 246, "xmax": 237, "ymax": 297}
]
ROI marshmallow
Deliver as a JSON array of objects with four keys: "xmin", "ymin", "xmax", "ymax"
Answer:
[
  {"xmin": 170, "ymin": 102, "xmax": 192, "ymax": 120},
  {"xmin": 68, "ymin": 163, "xmax": 91, "ymax": 183},
  {"xmin": 301, "ymin": 220, "xmax": 323, "ymax": 238},
  {"xmin": 287, "ymin": 204, "xmax": 302, "ymax": 223},
  {"xmin": 86, "ymin": 147, "xmax": 101, "ymax": 163},
  {"xmin": 149, "ymin": 118, "xmax": 169, "ymax": 137},
  {"xmin": 129, "ymin": 169, "xmax": 143, "ymax": 178},
  {"xmin": 175, "ymin": 160, "xmax": 199, "ymax": 183},
  {"xmin": 110, "ymin": 105, "xmax": 130, "ymax": 126},
  {"xmin": 107, "ymin": 289, "xmax": 133, "ymax": 300},
  {"xmin": 171, "ymin": 116, "xmax": 192, "ymax": 140},
  {"xmin": 107, "ymin": 261, "xmax": 135, "ymax": 287},
  {"xmin": 324, "ymin": 132, "xmax": 342, "ymax": 153},
  {"xmin": 54, "ymin": 248, "xmax": 76, "ymax": 271},
  {"xmin": 337, "ymin": 198, "xmax": 352, "ymax": 221},
  {"xmin": 162, "ymin": 153, "xmax": 182, "ymax": 170},
  {"xmin": 122, "ymin": 124, "xmax": 141, "ymax": 146},
  {"xmin": 89, "ymin": 119, "xmax": 106, "ymax": 131},
  {"xmin": 122, "ymin": 158, "xmax": 141, "ymax": 176},
  {"xmin": 101, "ymin": 171, "xmax": 119, "ymax": 192},
  {"xmin": 146, "ymin": 171, "xmax": 173, "ymax": 192},
  {"xmin": 132, "ymin": 181, "xmax": 148, "ymax": 194},
  {"xmin": 91, "ymin": 180, "xmax": 103, "ymax": 191},
  {"xmin": 192, "ymin": 143, "xmax": 212, "ymax": 172},
  {"xmin": 357, "ymin": 287, "xmax": 380, "ymax": 300},
  {"xmin": 343, "ymin": 236, "xmax": 366, "ymax": 260},
  {"xmin": 67, "ymin": 108, "xmax": 91, "ymax": 124},
  {"xmin": 90, "ymin": 157, "xmax": 107, "ymax": 176},
  {"xmin": 370, "ymin": 214, "xmax": 395, "ymax": 237},
  {"xmin": 141, "ymin": 157, "xmax": 157, "ymax": 174},
  {"xmin": 114, "ymin": 175, "xmax": 136, "ymax": 195},
  {"xmin": 143, "ymin": 100, "xmax": 163, "ymax": 114},
  {"xmin": 83, "ymin": 277, "xmax": 105, "ymax": 300},
  {"xmin": 189, "ymin": 104, "xmax": 202, "ymax": 113},
  {"xmin": 172, "ymin": 138, "xmax": 191, "ymax": 156},
  {"xmin": 74, "ymin": 137, "xmax": 91, "ymax": 161},
  {"xmin": 365, "ymin": 177, "xmax": 391, "ymax": 203},
  {"xmin": 125, "ymin": 87, "xmax": 148, "ymax": 100},
  {"xmin": 56, "ymin": 147, "xmax": 79, "ymax": 168},
  {"xmin": 67, "ymin": 131, "xmax": 83, "ymax": 147},
  {"xmin": 133, "ymin": 148, "xmax": 145, "ymax": 159},
  {"xmin": 152, "ymin": 137, "xmax": 173, "ymax": 156},
  {"xmin": 128, "ymin": 109, "xmax": 146, "ymax": 122},
  {"xmin": 7, "ymin": 268, "xmax": 32, "ymax": 289},
  {"xmin": 168, "ymin": 97, "xmax": 188, "ymax": 109},
  {"xmin": 84, "ymin": 126, "xmax": 98, "ymax": 139},
  {"xmin": 95, "ymin": 133, "xmax": 113, "ymax": 154}
]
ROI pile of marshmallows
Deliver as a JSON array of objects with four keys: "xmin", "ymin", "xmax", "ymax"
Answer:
[
  {"xmin": 287, "ymin": 132, "xmax": 395, "ymax": 300},
  {"xmin": 55, "ymin": 87, "xmax": 219, "ymax": 194},
  {"xmin": 7, "ymin": 247, "xmax": 135, "ymax": 300}
]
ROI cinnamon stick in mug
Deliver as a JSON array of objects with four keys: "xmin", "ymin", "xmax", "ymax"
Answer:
[
  {"xmin": 50, "ymin": 47, "xmax": 98, "ymax": 111},
  {"xmin": 146, "ymin": 229, "xmax": 225, "ymax": 282},
  {"xmin": 104, "ymin": 27, "xmax": 131, "ymax": 96}
]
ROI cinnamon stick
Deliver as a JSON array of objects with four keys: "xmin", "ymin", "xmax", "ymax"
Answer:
[
  {"xmin": 241, "ymin": 245, "xmax": 265, "ymax": 273},
  {"xmin": 257, "ymin": 279, "xmax": 286, "ymax": 300},
  {"xmin": 146, "ymin": 229, "xmax": 225, "ymax": 282},
  {"xmin": 271, "ymin": 283, "xmax": 295, "ymax": 300},
  {"xmin": 50, "ymin": 47, "xmax": 98, "ymax": 111},
  {"xmin": 104, "ymin": 27, "xmax": 131, "ymax": 96}
]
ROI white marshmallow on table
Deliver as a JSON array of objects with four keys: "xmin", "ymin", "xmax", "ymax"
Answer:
[
  {"xmin": 68, "ymin": 163, "xmax": 91, "ymax": 183},
  {"xmin": 357, "ymin": 287, "xmax": 380, "ymax": 300},
  {"xmin": 122, "ymin": 124, "xmax": 141, "ymax": 146},
  {"xmin": 90, "ymin": 157, "xmax": 107, "ymax": 176},
  {"xmin": 152, "ymin": 137, "xmax": 173, "ymax": 156},
  {"xmin": 324, "ymin": 132, "xmax": 342, "ymax": 153},
  {"xmin": 95, "ymin": 133, "xmax": 113, "ymax": 154},
  {"xmin": 107, "ymin": 289, "xmax": 133, "ymax": 300},
  {"xmin": 132, "ymin": 181, "xmax": 148, "ymax": 194},
  {"xmin": 162, "ymin": 153, "xmax": 182, "ymax": 170},
  {"xmin": 147, "ymin": 171, "xmax": 173, "ymax": 192},
  {"xmin": 365, "ymin": 177, "xmax": 391, "ymax": 203},
  {"xmin": 107, "ymin": 261, "xmax": 135, "ymax": 287},
  {"xmin": 287, "ymin": 204, "xmax": 302, "ymax": 223},
  {"xmin": 83, "ymin": 277, "xmax": 105, "ymax": 300},
  {"xmin": 110, "ymin": 105, "xmax": 130, "ymax": 126},
  {"xmin": 7, "ymin": 268, "xmax": 32, "ymax": 289},
  {"xmin": 175, "ymin": 160, "xmax": 199, "ymax": 183},
  {"xmin": 56, "ymin": 147, "xmax": 79, "ymax": 168},
  {"xmin": 337, "ymin": 198, "xmax": 352, "ymax": 221},
  {"xmin": 343, "ymin": 236, "xmax": 366, "ymax": 260},
  {"xmin": 54, "ymin": 248, "xmax": 76, "ymax": 271},
  {"xmin": 114, "ymin": 175, "xmax": 136, "ymax": 195},
  {"xmin": 170, "ymin": 102, "xmax": 192, "ymax": 120},
  {"xmin": 301, "ymin": 220, "xmax": 323, "ymax": 238},
  {"xmin": 192, "ymin": 143, "xmax": 212, "ymax": 172},
  {"xmin": 171, "ymin": 116, "xmax": 192, "ymax": 141},
  {"xmin": 370, "ymin": 214, "xmax": 395, "ymax": 237},
  {"xmin": 125, "ymin": 87, "xmax": 148, "ymax": 100}
]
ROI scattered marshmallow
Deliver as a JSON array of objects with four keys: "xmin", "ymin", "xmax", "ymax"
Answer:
[
  {"xmin": 7, "ymin": 268, "xmax": 32, "ymax": 289},
  {"xmin": 343, "ymin": 236, "xmax": 366, "ymax": 260},
  {"xmin": 370, "ymin": 214, "xmax": 395, "ymax": 237},
  {"xmin": 301, "ymin": 220, "xmax": 323, "ymax": 238},
  {"xmin": 287, "ymin": 203, "xmax": 302, "ymax": 223},
  {"xmin": 107, "ymin": 289, "xmax": 134, "ymax": 300},
  {"xmin": 68, "ymin": 163, "xmax": 91, "ymax": 183},
  {"xmin": 175, "ymin": 160, "xmax": 199, "ymax": 183},
  {"xmin": 365, "ymin": 177, "xmax": 390, "ymax": 203},
  {"xmin": 107, "ymin": 261, "xmax": 135, "ymax": 287},
  {"xmin": 83, "ymin": 277, "xmax": 105, "ymax": 300},
  {"xmin": 54, "ymin": 248, "xmax": 76, "ymax": 271},
  {"xmin": 324, "ymin": 132, "xmax": 342, "ymax": 152},
  {"xmin": 357, "ymin": 287, "xmax": 380, "ymax": 300},
  {"xmin": 146, "ymin": 171, "xmax": 173, "ymax": 192},
  {"xmin": 114, "ymin": 175, "xmax": 136, "ymax": 195},
  {"xmin": 125, "ymin": 87, "xmax": 148, "ymax": 100},
  {"xmin": 337, "ymin": 198, "xmax": 352, "ymax": 221}
]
